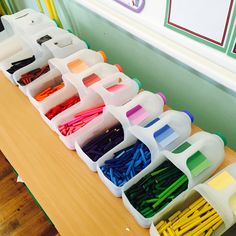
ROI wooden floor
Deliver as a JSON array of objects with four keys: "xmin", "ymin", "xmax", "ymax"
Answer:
[{"xmin": 0, "ymin": 151, "xmax": 59, "ymax": 236}]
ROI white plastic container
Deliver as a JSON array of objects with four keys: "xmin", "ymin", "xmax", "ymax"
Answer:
[
  {"xmin": 26, "ymin": 49, "xmax": 106, "ymax": 110},
  {"xmin": 62, "ymin": 62, "xmax": 123, "ymax": 98},
  {"xmin": 0, "ymin": 9, "xmax": 56, "ymax": 84},
  {"xmin": 38, "ymin": 63, "xmax": 122, "ymax": 129},
  {"xmin": 0, "ymin": 46, "xmax": 34, "ymax": 83},
  {"xmin": 0, "ymin": 35, "xmax": 28, "ymax": 63},
  {"xmin": 48, "ymin": 48, "xmax": 107, "ymax": 75},
  {"xmin": 75, "ymin": 91, "xmax": 166, "ymax": 172},
  {"xmin": 13, "ymin": 27, "xmax": 87, "ymax": 93},
  {"xmin": 53, "ymin": 72, "xmax": 140, "ymax": 149},
  {"xmin": 0, "ymin": 9, "xmax": 55, "ymax": 41},
  {"xmin": 97, "ymin": 109, "xmax": 194, "ymax": 197},
  {"xmin": 150, "ymin": 162, "xmax": 236, "ymax": 236},
  {"xmin": 122, "ymin": 131, "xmax": 226, "ymax": 228}
]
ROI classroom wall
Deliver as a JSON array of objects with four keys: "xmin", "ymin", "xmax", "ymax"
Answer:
[{"xmin": 14, "ymin": 0, "xmax": 236, "ymax": 151}]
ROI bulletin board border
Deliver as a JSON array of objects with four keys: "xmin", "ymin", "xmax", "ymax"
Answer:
[
  {"xmin": 227, "ymin": 25, "xmax": 236, "ymax": 59},
  {"xmin": 113, "ymin": 0, "xmax": 145, "ymax": 13},
  {"xmin": 164, "ymin": 0, "xmax": 236, "ymax": 52}
]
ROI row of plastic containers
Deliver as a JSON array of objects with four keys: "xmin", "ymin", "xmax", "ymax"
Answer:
[
  {"xmin": 1, "ymin": 9, "xmax": 235, "ymax": 236},
  {"xmin": 0, "ymin": 8, "xmax": 87, "ymax": 86}
]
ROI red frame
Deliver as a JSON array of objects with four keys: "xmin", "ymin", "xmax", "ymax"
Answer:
[{"xmin": 168, "ymin": 0, "xmax": 234, "ymax": 46}]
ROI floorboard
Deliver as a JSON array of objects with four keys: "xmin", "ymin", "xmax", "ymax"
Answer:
[{"xmin": 0, "ymin": 151, "xmax": 59, "ymax": 236}]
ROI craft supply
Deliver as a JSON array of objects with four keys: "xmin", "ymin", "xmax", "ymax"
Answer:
[
  {"xmin": 82, "ymin": 124, "xmax": 124, "ymax": 162},
  {"xmin": 7, "ymin": 56, "xmax": 36, "ymax": 74},
  {"xmin": 18, "ymin": 64, "xmax": 50, "ymax": 86},
  {"xmin": 82, "ymin": 73, "xmax": 101, "ymax": 87},
  {"xmin": 68, "ymin": 59, "xmax": 88, "ymax": 74},
  {"xmin": 155, "ymin": 197, "xmax": 223, "ymax": 236},
  {"xmin": 45, "ymin": 95, "xmax": 81, "ymax": 120},
  {"xmin": 106, "ymin": 83, "xmax": 125, "ymax": 92},
  {"xmin": 125, "ymin": 160, "xmax": 188, "ymax": 218},
  {"xmin": 100, "ymin": 140, "xmax": 151, "ymax": 187},
  {"xmin": 34, "ymin": 82, "xmax": 64, "ymax": 101},
  {"xmin": 58, "ymin": 104, "xmax": 105, "ymax": 136}
]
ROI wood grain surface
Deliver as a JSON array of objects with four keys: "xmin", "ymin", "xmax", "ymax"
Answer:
[{"xmin": 0, "ymin": 73, "xmax": 235, "ymax": 236}]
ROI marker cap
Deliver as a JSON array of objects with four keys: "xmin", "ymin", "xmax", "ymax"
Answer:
[
  {"xmin": 157, "ymin": 92, "xmax": 167, "ymax": 105},
  {"xmin": 114, "ymin": 64, "xmax": 122, "ymax": 72},
  {"xmin": 133, "ymin": 78, "xmax": 142, "ymax": 90},
  {"xmin": 215, "ymin": 131, "xmax": 227, "ymax": 146},
  {"xmin": 182, "ymin": 110, "xmax": 194, "ymax": 123},
  {"xmin": 98, "ymin": 50, "xmax": 107, "ymax": 62},
  {"xmin": 84, "ymin": 40, "xmax": 90, "ymax": 49}
]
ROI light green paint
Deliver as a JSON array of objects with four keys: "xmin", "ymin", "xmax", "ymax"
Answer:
[{"xmin": 13, "ymin": 1, "xmax": 236, "ymax": 152}]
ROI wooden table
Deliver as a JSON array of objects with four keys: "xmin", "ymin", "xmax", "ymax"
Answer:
[{"xmin": 0, "ymin": 73, "xmax": 235, "ymax": 236}]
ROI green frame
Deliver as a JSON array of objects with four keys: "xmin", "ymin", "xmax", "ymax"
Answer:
[
  {"xmin": 227, "ymin": 24, "xmax": 236, "ymax": 59},
  {"xmin": 164, "ymin": 0, "xmax": 236, "ymax": 53}
]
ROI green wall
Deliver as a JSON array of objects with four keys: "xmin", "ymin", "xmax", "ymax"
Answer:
[{"xmin": 14, "ymin": 0, "xmax": 236, "ymax": 151}]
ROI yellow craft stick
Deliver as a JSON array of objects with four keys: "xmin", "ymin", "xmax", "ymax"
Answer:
[
  {"xmin": 205, "ymin": 228, "xmax": 213, "ymax": 236},
  {"xmin": 212, "ymin": 218, "xmax": 223, "ymax": 230},
  {"xmin": 175, "ymin": 229, "xmax": 180, "ymax": 235},
  {"xmin": 159, "ymin": 222, "xmax": 172, "ymax": 234},
  {"xmin": 44, "ymin": 0, "xmax": 54, "ymax": 19},
  {"xmin": 193, "ymin": 210, "xmax": 200, "ymax": 216},
  {"xmin": 175, "ymin": 205, "xmax": 213, "ymax": 229},
  {"xmin": 180, "ymin": 217, "xmax": 202, "ymax": 230},
  {"xmin": 49, "ymin": 0, "xmax": 62, "ymax": 28},
  {"xmin": 170, "ymin": 216, "xmax": 180, "ymax": 225},
  {"xmin": 158, "ymin": 222, "xmax": 168, "ymax": 232},
  {"xmin": 169, "ymin": 211, "xmax": 181, "ymax": 222},
  {"xmin": 201, "ymin": 203, "xmax": 211, "ymax": 211},
  {"xmin": 188, "ymin": 213, "xmax": 219, "ymax": 235},
  {"xmin": 189, "ymin": 197, "xmax": 205, "ymax": 209},
  {"xmin": 163, "ymin": 230, "xmax": 169, "ymax": 236},
  {"xmin": 167, "ymin": 227, "xmax": 176, "ymax": 236},
  {"xmin": 175, "ymin": 217, "xmax": 203, "ymax": 235},
  {"xmin": 192, "ymin": 216, "xmax": 222, "ymax": 236},
  {"xmin": 36, "ymin": 0, "xmax": 44, "ymax": 13},
  {"xmin": 178, "ymin": 208, "xmax": 190, "ymax": 218},
  {"xmin": 177, "ymin": 200, "xmax": 207, "ymax": 221},
  {"xmin": 176, "ymin": 211, "xmax": 218, "ymax": 235},
  {"xmin": 156, "ymin": 220, "xmax": 165, "ymax": 230}
]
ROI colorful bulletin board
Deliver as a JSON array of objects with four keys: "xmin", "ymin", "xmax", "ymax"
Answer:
[
  {"xmin": 165, "ymin": 0, "xmax": 236, "ymax": 52},
  {"xmin": 113, "ymin": 0, "xmax": 145, "ymax": 13}
]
